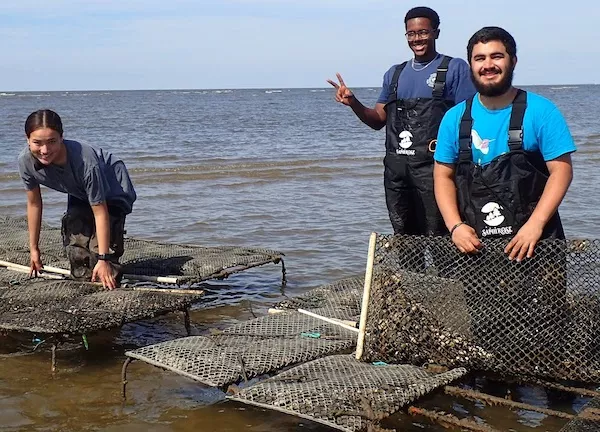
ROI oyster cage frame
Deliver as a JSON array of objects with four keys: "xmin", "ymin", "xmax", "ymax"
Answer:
[
  {"xmin": 0, "ymin": 214, "xmax": 287, "ymax": 287},
  {"xmin": 355, "ymin": 232, "xmax": 600, "ymax": 384}
]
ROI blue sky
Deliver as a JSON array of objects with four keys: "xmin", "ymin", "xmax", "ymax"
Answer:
[{"xmin": 2, "ymin": 0, "xmax": 598, "ymax": 91}]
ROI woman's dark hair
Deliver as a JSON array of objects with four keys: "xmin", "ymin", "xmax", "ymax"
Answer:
[
  {"xmin": 467, "ymin": 26, "xmax": 517, "ymax": 61},
  {"xmin": 25, "ymin": 109, "xmax": 63, "ymax": 138},
  {"xmin": 404, "ymin": 6, "xmax": 440, "ymax": 29}
]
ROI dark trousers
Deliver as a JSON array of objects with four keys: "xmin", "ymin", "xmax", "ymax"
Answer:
[
  {"xmin": 383, "ymin": 154, "xmax": 446, "ymax": 236},
  {"xmin": 384, "ymin": 185, "xmax": 446, "ymax": 236}
]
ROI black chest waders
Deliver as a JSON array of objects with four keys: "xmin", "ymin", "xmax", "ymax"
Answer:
[
  {"xmin": 61, "ymin": 196, "xmax": 127, "ymax": 282},
  {"xmin": 455, "ymin": 90, "xmax": 564, "ymax": 240},
  {"xmin": 454, "ymin": 90, "xmax": 568, "ymax": 361},
  {"xmin": 383, "ymin": 56, "xmax": 455, "ymax": 235}
]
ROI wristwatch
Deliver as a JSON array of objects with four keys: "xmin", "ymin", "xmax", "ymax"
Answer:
[{"xmin": 97, "ymin": 253, "xmax": 114, "ymax": 261}]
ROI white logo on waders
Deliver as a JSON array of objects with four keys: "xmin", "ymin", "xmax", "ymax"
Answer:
[
  {"xmin": 480, "ymin": 202, "xmax": 513, "ymax": 237},
  {"xmin": 397, "ymin": 131, "xmax": 415, "ymax": 155}
]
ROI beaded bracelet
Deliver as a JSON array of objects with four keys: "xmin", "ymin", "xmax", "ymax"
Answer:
[{"xmin": 450, "ymin": 221, "xmax": 466, "ymax": 236}]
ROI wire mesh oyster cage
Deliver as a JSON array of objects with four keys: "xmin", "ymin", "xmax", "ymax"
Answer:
[
  {"xmin": 355, "ymin": 233, "xmax": 600, "ymax": 383},
  {"xmin": 274, "ymin": 275, "xmax": 363, "ymax": 320},
  {"xmin": 124, "ymin": 309, "xmax": 358, "ymax": 389},
  {"xmin": 228, "ymin": 354, "xmax": 467, "ymax": 432},
  {"xmin": 0, "ymin": 278, "xmax": 203, "ymax": 335},
  {"xmin": 120, "ymin": 238, "xmax": 284, "ymax": 284},
  {"xmin": 0, "ymin": 214, "xmax": 285, "ymax": 285},
  {"xmin": 560, "ymin": 393, "xmax": 600, "ymax": 431}
]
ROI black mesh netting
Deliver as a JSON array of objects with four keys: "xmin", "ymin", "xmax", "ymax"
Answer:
[
  {"xmin": 275, "ymin": 275, "xmax": 363, "ymax": 321},
  {"xmin": 0, "ymin": 215, "xmax": 68, "ymax": 269},
  {"xmin": 358, "ymin": 233, "xmax": 600, "ymax": 383},
  {"xmin": 560, "ymin": 395, "xmax": 600, "ymax": 431},
  {"xmin": 126, "ymin": 275, "xmax": 468, "ymax": 431},
  {"xmin": 126, "ymin": 309, "xmax": 358, "ymax": 387},
  {"xmin": 0, "ymin": 268, "xmax": 40, "ymax": 286},
  {"xmin": 229, "ymin": 354, "xmax": 467, "ymax": 432},
  {"xmin": 0, "ymin": 278, "xmax": 203, "ymax": 334},
  {"xmin": 121, "ymin": 238, "xmax": 283, "ymax": 283},
  {"xmin": 0, "ymin": 215, "xmax": 283, "ymax": 284}
]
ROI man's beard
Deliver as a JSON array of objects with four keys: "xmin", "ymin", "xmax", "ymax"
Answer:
[{"xmin": 471, "ymin": 64, "xmax": 514, "ymax": 97}]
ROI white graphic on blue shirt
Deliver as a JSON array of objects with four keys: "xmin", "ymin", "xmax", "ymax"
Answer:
[
  {"xmin": 426, "ymin": 72, "xmax": 437, "ymax": 88},
  {"xmin": 471, "ymin": 129, "xmax": 495, "ymax": 155}
]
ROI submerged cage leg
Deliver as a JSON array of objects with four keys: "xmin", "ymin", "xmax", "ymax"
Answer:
[
  {"xmin": 51, "ymin": 343, "xmax": 57, "ymax": 373},
  {"xmin": 183, "ymin": 308, "xmax": 191, "ymax": 336},
  {"xmin": 527, "ymin": 378, "xmax": 600, "ymax": 399},
  {"xmin": 408, "ymin": 406, "xmax": 501, "ymax": 432},
  {"xmin": 49, "ymin": 335, "xmax": 65, "ymax": 373},
  {"xmin": 444, "ymin": 386, "xmax": 575, "ymax": 420},
  {"xmin": 280, "ymin": 258, "xmax": 287, "ymax": 285},
  {"xmin": 121, "ymin": 357, "xmax": 133, "ymax": 401},
  {"xmin": 236, "ymin": 354, "xmax": 249, "ymax": 383}
]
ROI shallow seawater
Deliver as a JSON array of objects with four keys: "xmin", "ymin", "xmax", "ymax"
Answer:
[{"xmin": 1, "ymin": 85, "xmax": 599, "ymax": 431}]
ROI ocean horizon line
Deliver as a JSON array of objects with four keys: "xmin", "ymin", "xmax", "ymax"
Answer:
[{"xmin": 0, "ymin": 83, "xmax": 595, "ymax": 94}]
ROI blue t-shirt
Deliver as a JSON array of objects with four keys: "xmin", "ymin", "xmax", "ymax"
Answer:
[
  {"xmin": 434, "ymin": 91, "xmax": 577, "ymax": 166},
  {"xmin": 377, "ymin": 54, "xmax": 476, "ymax": 104}
]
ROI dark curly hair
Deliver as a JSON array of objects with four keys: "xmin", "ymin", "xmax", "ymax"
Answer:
[
  {"xmin": 404, "ymin": 7, "xmax": 440, "ymax": 29},
  {"xmin": 467, "ymin": 26, "xmax": 517, "ymax": 61}
]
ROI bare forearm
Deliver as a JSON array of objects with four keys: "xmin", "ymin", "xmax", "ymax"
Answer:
[
  {"xmin": 91, "ymin": 203, "xmax": 111, "ymax": 255},
  {"xmin": 349, "ymin": 98, "xmax": 386, "ymax": 130},
  {"xmin": 26, "ymin": 194, "xmax": 42, "ymax": 251},
  {"xmin": 528, "ymin": 164, "xmax": 573, "ymax": 227},
  {"xmin": 434, "ymin": 162, "xmax": 482, "ymax": 252}
]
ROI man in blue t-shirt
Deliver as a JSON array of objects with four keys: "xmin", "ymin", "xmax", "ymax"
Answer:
[
  {"xmin": 328, "ymin": 7, "xmax": 475, "ymax": 235},
  {"xmin": 434, "ymin": 26, "xmax": 576, "ymax": 260}
]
